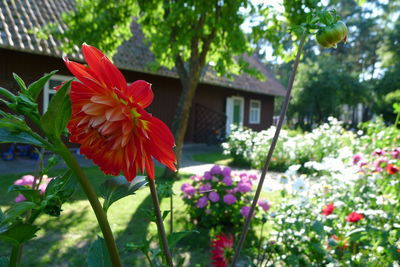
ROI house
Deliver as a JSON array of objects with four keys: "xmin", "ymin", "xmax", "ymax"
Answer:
[{"xmin": 0, "ymin": 0, "xmax": 285, "ymax": 146}]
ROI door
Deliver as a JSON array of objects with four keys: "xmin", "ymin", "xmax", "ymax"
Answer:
[{"xmin": 226, "ymin": 96, "xmax": 244, "ymax": 134}]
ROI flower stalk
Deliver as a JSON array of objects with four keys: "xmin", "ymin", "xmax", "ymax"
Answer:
[
  {"xmin": 54, "ymin": 138, "xmax": 121, "ymax": 267},
  {"xmin": 148, "ymin": 178, "xmax": 174, "ymax": 266},
  {"xmin": 230, "ymin": 30, "xmax": 308, "ymax": 266}
]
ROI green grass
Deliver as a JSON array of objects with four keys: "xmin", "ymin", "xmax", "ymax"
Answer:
[
  {"xmin": 0, "ymin": 165, "xmax": 281, "ymax": 266},
  {"xmin": 192, "ymin": 152, "xmax": 233, "ymax": 166}
]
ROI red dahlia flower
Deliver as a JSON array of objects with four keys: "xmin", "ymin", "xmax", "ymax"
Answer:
[
  {"xmin": 387, "ymin": 164, "xmax": 399, "ymax": 175},
  {"xmin": 63, "ymin": 44, "xmax": 176, "ymax": 181},
  {"xmin": 211, "ymin": 233, "xmax": 234, "ymax": 267},
  {"xmin": 346, "ymin": 212, "xmax": 363, "ymax": 223},
  {"xmin": 322, "ymin": 203, "xmax": 335, "ymax": 216}
]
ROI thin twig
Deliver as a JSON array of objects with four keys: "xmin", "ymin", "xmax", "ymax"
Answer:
[
  {"xmin": 148, "ymin": 179, "xmax": 174, "ymax": 266},
  {"xmin": 230, "ymin": 31, "xmax": 308, "ymax": 266}
]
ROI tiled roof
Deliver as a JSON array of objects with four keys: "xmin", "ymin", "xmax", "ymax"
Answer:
[{"xmin": 0, "ymin": 0, "xmax": 286, "ymax": 97}]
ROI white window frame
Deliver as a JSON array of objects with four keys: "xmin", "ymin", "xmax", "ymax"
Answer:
[
  {"xmin": 249, "ymin": 99, "xmax": 261, "ymax": 124},
  {"xmin": 43, "ymin": 74, "xmax": 72, "ymax": 113},
  {"xmin": 225, "ymin": 96, "xmax": 245, "ymax": 134}
]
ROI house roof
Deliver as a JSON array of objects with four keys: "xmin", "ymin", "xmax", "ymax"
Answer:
[{"xmin": 0, "ymin": 0, "xmax": 286, "ymax": 97}]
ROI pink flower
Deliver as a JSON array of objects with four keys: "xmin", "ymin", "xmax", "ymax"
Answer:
[
  {"xmin": 196, "ymin": 196, "xmax": 208, "ymax": 208},
  {"xmin": 346, "ymin": 212, "xmax": 363, "ymax": 223},
  {"xmin": 203, "ymin": 171, "xmax": 212, "ymax": 180},
  {"xmin": 322, "ymin": 203, "xmax": 334, "ymax": 215},
  {"xmin": 258, "ymin": 199, "xmax": 271, "ymax": 212},
  {"xmin": 210, "ymin": 165, "xmax": 222, "ymax": 175},
  {"xmin": 223, "ymin": 194, "xmax": 237, "ymax": 205},
  {"xmin": 240, "ymin": 206, "xmax": 251, "ymax": 217},
  {"xmin": 236, "ymin": 181, "xmax": 252, "ymax": 193},
  {"xmin": 352, "ymin": 153, "xmax": 362, "ymax": 165},
  {"xmin": 181, "ymin": 183, "xmax": 196, "ymax": 196},
  {"xmin": 209, "ymin": 192, "xmax": 220, "ymax": 202},
  {"xmin": 191, "ymin": 175, "xmax": 202, "ymax": 182},
  {"xmin": 14, "ymin": 175, "xmax": 35, "ymax": 186},
  {"xmin": 199, "ymin": 183, "xmax": 212, "ymax": 193},
  {"xmin": 391, "ymin": 147, "xmax": 400, "ymax": 159},
  {"xmin": 248, "ymin": 174, "xmax": 258, "ymax": 180},
  {"xmin": 373, "ymin": 157, "xmax": 388, "ymax": 172},
  {"xmin": 372, "ymin": 149, "xmax": 385, "ymax": 156}
]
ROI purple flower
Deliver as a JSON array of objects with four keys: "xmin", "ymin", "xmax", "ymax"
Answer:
[
  {"xmin": 199, "ymin": 183, "xmax": 212, "ymax": 193},
  {"xmin": 352, "ymin": 153, "xmax": 362, "ymax": 165},
  {"xmin": 239, "ymin": 172, "xmax": 248, "ymax": 179},
  {"xmin": 372, "ymin": 149, "xmax": 385, "ymax": 156},
  {"xmin": 258, "ymin": 199, "xmax": 271, "ymax": 212},
  {"xmin": 181, "ymin": 183, "xmax": 196, "ymax": 196},
  {"xmin": 210, "ymin": 165, "xmax": 222, "ymax": 175},
  {"xmin": 208, "ymin": 192, "xmax": 220, "ymax": 202},
  {"xmin": 222, "ymin": 176, "xmax": 233, "ymax": 186},
  {"xmin": 240, "ymin": 206, "xmax": 251, "ymax": 217},
  {"xmin": 191, "ymin": 175, "xmax": 202, "ymax": 182},
  {"xmin": 237, "ymin": 181, "xmax": 252, "ymax": 193},
  {"xmin": 222, "ymin": 167, "xmax": 232, "ymax": 177},
  {"xmin": 223, "ymin": 194, "xmax": 237, "ymax": 205},
  {"xmin": 248, "ymin": 174, "xmax": 258, "ymax": 180},
  {"xmin": 39, "ymin": 183, "xmax": 48, "ymax": 194},
  {"xmin": 392, "ymin": 147, "xmax": 400, "ymax": 159},
  {"xmin": 15, "ymin": 194, "xmax": 26, "ymax": 203},
  {"xmin": 196, "ymin": 196, "xmax": 208, "ymax": 208},
  {"xmin": 203, "ymin": 171, "xmax": 212, "ymax": 180}
]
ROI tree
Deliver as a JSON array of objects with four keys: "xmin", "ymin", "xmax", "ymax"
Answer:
[{"xmin": 40, "ymin": 0, "xmax": 262, "ymax": 176}]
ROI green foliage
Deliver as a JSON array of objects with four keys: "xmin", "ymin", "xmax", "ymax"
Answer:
[
  {"xmin": 86, "ymin": 236, "xmax": 112, "ymax": 267},
  {"xmin": 28, "ymin": 70, "xmax": 58, "ymax": 101},
  {"xmin": 0, "ymin": 224, "xmax": 40, "ymax": 246},
  {"xmin": 8, "ymin": 186, "xmax": 42, "ymax": 205},
  {"xmin": 99, "ymin": 176, "xmax": 147, "ymax": 214},
  {"xmin": 40, "ymin": 80, "xmax": 72, "ymax": 139},
  {"xmin": 0, "ymin": 202, "xmax": 38, "ymax": 226}
]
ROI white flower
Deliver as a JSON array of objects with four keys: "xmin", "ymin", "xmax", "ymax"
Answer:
[
  {"xmin": 280, "ymin": 175, "xmax": 289, "ymax": 184},
  {"xmin": 292, "ymin": 178, "xmax": 307, "ymax": 193}
]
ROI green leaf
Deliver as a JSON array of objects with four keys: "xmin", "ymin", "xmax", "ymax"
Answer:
[
  {"xmin": 0, "ymin": 223, "xmax": 39, "ymax": 246},
  {"xmin": 100, "ymin": 176, "xmax": 147, "ymax": 213},
  {"xmin": 1, "ymin": 202, "xmax": 38, "ymax": 226},
  {"xmin": 8, "ymin": 185, "xmax": 42, "ymax": 204},
  {"xmin": 44, "ymin": 169, "xmax": 75, "ymax": 201},
  {"xmin": 13, "ymin": 73, "xmax": 27, "ymax": 92},
  {"xmin": 87, "ymin": 236, "xmax": 112, "ymax": 267},
  {"xmin": 167, "ymin": 230, "xmax": 199, "ymax": 249},
  {"xmin": 28, "ymin": 70, "xmax": 58, "ymax": 100},
  {"xmin": 40, "ymin": 80, "xmax": 72, "ymax": 138},
  {"xmin": 162, "ymin": 210, "xmax": 170, "ymax": 221},
  {"xmin": 312, "ymin": 221, "xmax": 325, "ymax": 237},
  {"xmin": 0, "ymin": 257, "xmax": 9, "ymax": 267},
  {"xmin": 346, "ymin": 228, "xmax": 366, "ymax": 241},
  {"xmin": 310, "ymin": 242, "xmax": 326, "ymax": 256},
  {"xmin": 0, "ymin": 127, "xmax": 50, "ymax": 148}
]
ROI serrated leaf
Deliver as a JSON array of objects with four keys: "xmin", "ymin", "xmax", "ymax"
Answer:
[
  {"xmin": 0, "ymin": 128, "xmax": 48, "ymax": 148},
  {"xmin": 87, "ymin": 236, "xmax": 112, "ymax": 267},
  {"xmin": 0, "ymin": 223, "xmax": 39, "ymax": 246},
  {"xmin": 8, "ymin": 185, "xmax": 42, "ymax": 204},
  {"xmin": 1, "ymin": 202, "xmax": 38, "ymax": 226},
  {"xmin": 28, "ymin": 70, "xmax": 58, "ymax": 100},
  {"xmin": 0, "ymin": 257, "xmax": 9, "ymax": 267},
  {"xmin": 40, "ymin": 80, "xmax": 72, "ymax": 138},
  {"xmin": 13, "ymin": 73, "xmax": 27, "ymax": 92},
  {"xmin": 167, "ymin": 230, "xmax": 199, "ymax": 249},
  {"xmin": 100, "ymin": 176, "xmax": 147, "ymax": 213}
]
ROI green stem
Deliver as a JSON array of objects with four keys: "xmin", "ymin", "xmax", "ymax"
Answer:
[
  {"xmin": 230, "ymin": 31, "xmax": 308, "ymax": 266},
  {"xmin": 9, "ymin": 245, "xmax": 22, "ymax": 267},
  {"xmin": 170, "ymin": 193, "xmax": 173, "ymax": 236},
  {"xmin": 54, "ymin": 139, "xmax": 121, "ymax": 267},
  {"xmin": 148, "ymin": 179, "xmax": 174, "ymax": 266},
  {"xmin": 144, "ymin": 251, "xmax": 155, "ymax": 267}
]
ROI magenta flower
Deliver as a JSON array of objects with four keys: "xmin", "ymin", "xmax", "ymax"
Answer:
[
  {"xmin": 258, "ymin": 199, "xmax": 271, "ymax": 212},
  {"xmin": 222, "ymin": 176, "xmax": 233, "ymax": 186},
  {"xmin": 248, "ymin": 174, "xmax": 258, "ymax": 180},
  {"xmin": 372, "ymin": 149, "xmax": 385, "ymax": 156},
  {"xmin": 373, "ymin": 157, "xmax": 388, "ymax": 172},
  {"xmin": 223, "ymin": 194, "xmax": 237, "ymax": 205},
  {"xmin": 240, "ymin": 206, "xmax": 251, "ymax": 217},
  {"xmin": 191, "ymin": 175, "xmax": 202, "ymax": 182},
  {"xmin": 181, "ymin": 183, "xmax": 196, "ymax": 196},
  {"xmin": 208, "ymin": 192, "xmax": 220, "ymax": 202},
  {"xmin": 203, "ymin": 171, "xmax": 212, "ymax": 180},
  {"xmin": 196, "ymin": 196, "xmax": 208, "ymax": 208},
  {"xmin": 391, "ymin": 147, "xmax": 400, "ymax": 159},
  {"xmin": 199, "ymin": 183, "xmax": 212, "ymax": 193},
  {"xmin": 222, "ymin": 167, "xmax": 231, "ymax": 177},
  {"xmin": 237, "ymin": 181, "xmax": 252, "ymax": 193},
  {"xmin": 14, "ymin": 175, "xmax": 35, "ymax": 186},
  {"xmin": 15, "ymin": 194, "xmax": 26, "ymax": 203}
]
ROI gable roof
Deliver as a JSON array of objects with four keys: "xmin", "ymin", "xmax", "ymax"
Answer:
[{"xmin": 0, "ymin": 0, "xmax": 286, "ymax": 97}]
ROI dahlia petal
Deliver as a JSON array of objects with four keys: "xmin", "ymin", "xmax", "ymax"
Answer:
[
  {"xmin": 90, "ymin": 116, "xmax": 106, "ymax": 127},
  {"xmin": 126, "ymin": 80, "xmax": 154, "ymax": 108},
  {"xmin": 105, "ymin": 107, "xmax": 125, "ymax": 121},
  {"xmin": 82, "ymin": 103, "xmax": 106, "ymax": 116},
  {"xmin": 90, "ymin": 95, "xmax": 115, "ymax": 106},
  {"xmin": 63, "ymin": 58, "xmax": 104, "ymax": 93},
  {"xmin": 82, "ymin": 44, "xmax": 127, "ymax": 92}
]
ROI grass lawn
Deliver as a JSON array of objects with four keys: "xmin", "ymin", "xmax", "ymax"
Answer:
[
  {"xmin": 192, "ymin": 152, "xmax": 233, "ymax": 166},
  {"xmin": 0, "ymin": 165, "xmax": 280, "ymax": 266}
]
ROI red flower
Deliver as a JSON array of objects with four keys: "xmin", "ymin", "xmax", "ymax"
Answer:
[
  {"xmin": 63, "ymin": 44, "xmax": 176, "ymax": 181},
  {"xmin": 322, "ymin": 203, "xmax": 335, "ymax": 216},
  {"xmin": 211, "ymin": 233, "xmax": 234, "ymax": 267},
  {"xmin": 346, "ymin": 212, "xmax": 363, "ymax": 223},
  {"xmin": 330, "ymin": 235, "xmax": 348, "ymax": 250},
  {"xmin": 387, "ymin": 164, "xmax": 399, "ymax": 175}
]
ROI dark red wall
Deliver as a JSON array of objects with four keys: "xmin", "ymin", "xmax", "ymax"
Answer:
[{"xmin": 0, "ymin": 48, "xmax": 275, "ymax": 147}]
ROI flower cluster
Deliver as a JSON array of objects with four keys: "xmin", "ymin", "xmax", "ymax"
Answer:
[
  {"xmin": 181, "ymin": 165, "xmax": 271, "ymax": 231},
  {"xmin": 14, "ymin": 174, "xmax": 52, "ymax": 202}
]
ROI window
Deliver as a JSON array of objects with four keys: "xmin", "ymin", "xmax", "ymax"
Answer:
[
  {"xmin": 43, "ymin": 74, "xmax": 72, "ymax": 112},
  {"xmin": 249, "ymin": 100, "xmax": 261, "ymax": 124}
]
